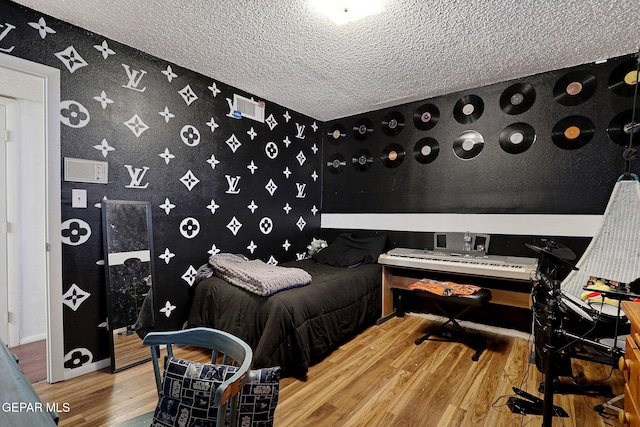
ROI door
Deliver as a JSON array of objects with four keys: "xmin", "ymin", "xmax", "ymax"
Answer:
[
  {"xmin": 0, "ymin": 53, "xmax": 64, "ymax": 383},
  {"xmin": 0, "ymin": 103, "xmax": 7, "ymax": 344}
]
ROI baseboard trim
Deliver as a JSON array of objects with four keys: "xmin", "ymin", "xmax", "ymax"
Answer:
[{"xmin": 63, "ymin": 358, "xmax": 110, "ymax": 380}]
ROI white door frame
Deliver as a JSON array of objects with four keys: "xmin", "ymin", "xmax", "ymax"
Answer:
[{"xmin": 0, "ymin": 52, "xmax": 63, "ymax": 383}]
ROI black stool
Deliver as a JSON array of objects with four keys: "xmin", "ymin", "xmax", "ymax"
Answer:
[{"xmin": 414, "ymin": 288, "xmax": 492, "ymax": 361}]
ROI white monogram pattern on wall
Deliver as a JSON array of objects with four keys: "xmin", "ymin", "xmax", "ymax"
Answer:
[
  {"xmin": 62, "ymin": 283, "xmax": 91, "ymax": 311},
  {"xmin": 4, "ymin": 3, "xmax": 322, "ymax": 371},
  {"xmin": 55, "ymin": 46, "xmax": 87, "ymax": 73},
  {"xmin": 160, "ymin": 301, "xmax": 176, "ymax": 317},
  {"xmin": 60, "ymin": 100, "xmax": 90, "ymax": 128},
  {"xmin": 60, "ymin": 219, "xmax": 92, "ymax": 246},
  {"xmin": 28, "ymin": 17, "xmax": 55, "ymax": 39},
  {"xmin": 64, "ymin": 347, "xmax": 93, "ymax": 371}
]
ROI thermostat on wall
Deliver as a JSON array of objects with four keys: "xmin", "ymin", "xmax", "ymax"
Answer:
[{"xmin": 64, "ymin": 157, "xmax": 108, "ymax": 184}]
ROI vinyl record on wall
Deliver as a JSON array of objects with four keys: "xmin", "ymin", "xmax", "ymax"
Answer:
[
  {"xmin": 453, "ymin": 130, "xmax": 484, "ymax": 160},
  {"xmin": 352, "ymin": 117, "xmax": 374, "ymax": 140},
  {"xmin": 500, "ymin": 83, "xmax": 536, "ymax": 115},
  {"xmin": 326, "ymin": 153, "xmax": 347, "ymax": 174},
  {"xmin": 413, "ymin": 137, "xmax": 440, "ymax": 164},
  {"xmin": 381, "ymin": 111, "xmax": 405, "ymax": 136},
  {"xmin": 453, "ymin": 95, "xmax": 484, "ymax": 124},
  {"xmin": 327, "ymin": 123, "xmax": 347, "ymax": 143},
  {"xmin": 413, "ymin": 103, "xmax": 440, "ymax": 130},
  {"xmin": 553, "ymin": 71, "xmax": 597, "ymax": 106},
  {"xmin": 381, "ymin": 143, "xmax": 406, "ymax": 168},
  {"xmin": 499, "ymin": 123, "xmax": 536, "ymax": 154},
  {"xmin": 607, "ymin": 109, "xmax": 640, "ymax": 146},
  {"xmin": 608, "ymin": 59, "xmax": 639, "ymax": 97},
  {"xmin": 352, "ymin": 149, "xmax": 374, "ymax": 171},
  {"xmin": 551, "ymin": 116, "xmax": 595, "ymax": 149}
]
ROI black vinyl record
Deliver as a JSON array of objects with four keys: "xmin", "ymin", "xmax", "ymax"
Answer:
[
  {"xmin": 453, "ymin": 95, "xmax": 484, "ymax": 124},
  {"xmin": 327, "ymin": 123, "xmax": 347, "ymax": 142},
  {"xmin": 607, "ymin": 109, "xmax": 640, "ymax": 146},
  {"xmin": 352, "ymin": 117, "xmax": 374, "ymax": 140},
  {"xmin": 326, "ymin": 153, "xmax": 347, "ymax": 174},
  {"xmin": 553, "ymin": 71, "xmax": 597, "ymax": 106},
  {"xmin": 499, "ymin": 123, "xmax": 536, "ymax": 154},
  {"xmin": 551, "ymin": 116, "xmax": 595, "ymax": 149},
  {"xmin": 608, "ymin": 59, "xmax": 638, "ymax": 97},
  {"xmin": 381, "ymin": 143, "xmax": 406, "ymax": 168},
  {"xmin": 453, "ymin": 130, "xmax": 484, "ymax": 160},
  {"xmin": 413, "ymin": 103, "xmax": 440, "ymax": 130},
  {"xmin": 413, "ymin": 137, "xmax": 439, "ymax": 164},
  {"xmin": 500, "ymin": 83, "xmax": 536, "ymax": 115},
  {"xmin": 381, "ymin": 111, "xmax": 405, "ymax": 136},
  {"xmin": 352, "ymin": 149, "xmax": 373, "ymax": 171}
]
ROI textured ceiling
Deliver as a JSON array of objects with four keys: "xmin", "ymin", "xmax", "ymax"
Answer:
[{"xmin": 11, "ymin": 0, "xmax": 640, "ymax": 121}]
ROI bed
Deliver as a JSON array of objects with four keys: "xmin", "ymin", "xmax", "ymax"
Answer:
[{"xmin": 186, "ymin": 234, "xmax": 385, "ymax": 378}]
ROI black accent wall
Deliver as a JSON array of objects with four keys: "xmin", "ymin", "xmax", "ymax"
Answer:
[
  {"xmin": 322, "ymin": 53, "xmax": 640, "ymax": 256},
  {"xmin": 324, "ymin": 55, "xmax": 638, "ymax": 215},
  {"xmin": 2, "ymin": 1, "xmax": 322, "ymax": 373}
]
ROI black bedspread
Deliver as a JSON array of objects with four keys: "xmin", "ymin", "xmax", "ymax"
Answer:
[{"xmin": 186, "ymin": 259, "xmax": 382, "ymax": 377}]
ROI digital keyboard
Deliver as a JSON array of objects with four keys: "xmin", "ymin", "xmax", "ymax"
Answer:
[{"xmin": 378, "ymin": 247, "xmax": 538, "ymax": 282}]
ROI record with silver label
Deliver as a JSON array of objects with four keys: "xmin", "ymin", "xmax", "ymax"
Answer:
[
  {"xmin": 607, "ymin": 109, "xmax": 640, "ymax": 146},
  {"xmin": 608, "ymin": 58, "xmax": 639, "ymax": 97},
  {"xmin": 453, "ymin": 95, "xmax": 484, "ymax": 124},
  {"xmin": 453, "ymin": 130, "xmax": 484, "ymax": 160},
  {"xmin": 327, "ymin": 123, "xmax": 347, "ymax": 142},
  {"xmin": 553, "ymin": 71, "xmax": 596, "ymax": 106},
  {"xmin": 381, "ymin": 143, "xmax": 406, "ymax": 168},
  {"xmin": 551, "ymin": 116, "xmax": 595, "ymax": 149},
  {"xmin": 499, "ymin": 123, "xmax": 536, "ymax": 154},
  {"xmin": 413, "ymin": 103, "xmax": 440, "ymax": 130},
  {"xmin": 381, "ymin": 111, "xmax": 405, "ymax": 136},
  {"xmin": 413, "ymin": 137, "xmax": 440, "ymax": 164},
  {"xmin": 352, "ymin": 149, "xmax": 373, "ymax": 171},
  {"xmin": 352, "ymin": 117, "xmax": 374, "ymax": 140},
  {"xmin": 500, "ymin": 83, "xmax": 536, "ymax": 115},
  {"xmin": 326, "ymin": 153, "xmax": 347, "ymax": 174}
]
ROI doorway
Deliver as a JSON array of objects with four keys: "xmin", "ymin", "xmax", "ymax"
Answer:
[
  {"xmin": 1, "ymin": 93, "xmax": 47, "ymax": 382},
  {"xmin": 0, "ymin": 53, "xmax": 63, "ymax": 383}
]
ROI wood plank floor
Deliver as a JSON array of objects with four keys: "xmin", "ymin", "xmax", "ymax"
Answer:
[
  {"xmin": 9, "ymin": 339, "xmax": 47, "ymax": 383},
  {"xmin": 32, "ymin": 315, "xmax": 624, "ymax": 426}
]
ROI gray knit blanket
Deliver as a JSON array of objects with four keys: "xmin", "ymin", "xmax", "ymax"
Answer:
[{"xmin": 208, "ymin": 253, "xmax": 312, "ymax": 296}]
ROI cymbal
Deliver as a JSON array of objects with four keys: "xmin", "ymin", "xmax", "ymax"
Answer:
[
  {"xmin": 532, "ymin": 238, "xmax": 576, "ymax": 260},
  {"xmin": 525, "ymin": 243, "xmax": 579, "ymax": 270}
]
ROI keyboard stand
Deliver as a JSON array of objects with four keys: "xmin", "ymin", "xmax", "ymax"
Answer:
[{"xmin": 413, "ymin": 288, "xmax": 492, "ymax": 361}]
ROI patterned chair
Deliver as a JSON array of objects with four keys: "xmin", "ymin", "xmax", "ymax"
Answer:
[{"xmin": 113, "ymin": 327, "xmax": 253, "ymax": 427}]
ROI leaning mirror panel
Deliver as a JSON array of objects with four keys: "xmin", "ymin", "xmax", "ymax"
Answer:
[{"xmin": 102, "ymin": 200, "xmax": 155, "ymax": 372}]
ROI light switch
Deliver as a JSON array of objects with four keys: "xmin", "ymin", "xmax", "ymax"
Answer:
[{"xmin": 72, "ymin": 189, "xmax": 87, "ymax": 208}]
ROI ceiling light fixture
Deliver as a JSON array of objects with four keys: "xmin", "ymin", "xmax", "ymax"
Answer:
[{"xmin": 312, "ymin": 0, "xmax": 386, "ymax": 25}]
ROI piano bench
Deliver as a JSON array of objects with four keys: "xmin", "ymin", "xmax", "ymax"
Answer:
[{"xmin": 413, "ymin": 288, "xmax": 492, "ymax": 361}]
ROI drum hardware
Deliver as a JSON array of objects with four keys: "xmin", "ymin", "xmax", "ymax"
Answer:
[{"xmin": 512, "ymin": 240, "xmax": 633, "ymax": 426}]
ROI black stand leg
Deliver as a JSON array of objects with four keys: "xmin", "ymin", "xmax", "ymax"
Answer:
[
  {"xmin": 414, "ymin": 302, "xmax": 487, "ymax": 361},
  {"xmin": 541, "ymin": 287, "xmax": 562, "ymax": 427},
  {"xmin": 539, "ymin": 377, "xmax": 613, "ymax": 397},
  {"xmin": 541, "ymin": 338, "xmax": 555, "ymax": 426}
]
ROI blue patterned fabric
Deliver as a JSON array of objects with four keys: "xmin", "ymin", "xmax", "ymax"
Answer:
[
  {"xmin": 237, "ymin": 367, "xmax": 280, "ymax": 427},
  {"xmin": 153, "ymin": 357, "xmax": 280, "ymax": 427},
  {"xmin": 153, "ymin": 357, "xmax": 235, "ymax": 426}
]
